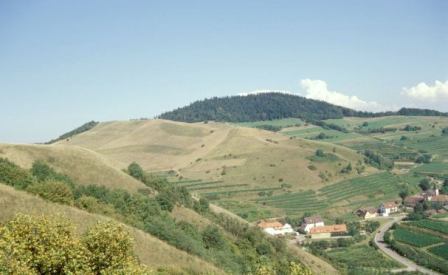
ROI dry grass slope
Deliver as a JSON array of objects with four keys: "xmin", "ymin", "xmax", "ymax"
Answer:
[
  {"xmin": 58, "ymin": 119, "xmax": 370, "ymax": 193},
  {"xmin": 0, "ymin": 184, "xmax": 224, "ymax": 274},
  {"xmin": 0, "ymin": 143, "xmax": 147, "ymax": 193}
]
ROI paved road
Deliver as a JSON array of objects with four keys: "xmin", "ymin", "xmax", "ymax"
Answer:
[{"xmin": 374, "ymin": 215, "xmax": 441, "ymax": 275}]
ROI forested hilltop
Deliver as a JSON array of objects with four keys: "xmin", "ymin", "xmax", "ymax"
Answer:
[{"xmin": 159, "ymin": 93, "xmax": 447, "ymax": 123}]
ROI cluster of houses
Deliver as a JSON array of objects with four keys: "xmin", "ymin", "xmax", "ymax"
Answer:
[
  {"xmin": 404, "ymin": 188, "xmax": 448, "ymax": 207},
  {"xmin": 355, "ymin": 201, "xmax": 400, "ymax": 219},
  {"xmin": 257, "ymin": 216, "xmax": 347, "ymax": 239},
  {"xmin": 257, "ymin": 188, "xmax": 448, "ymax": 239},
  {"xmin": 355, "ymin": 188, "xmax": 448, "ymax": 219}
]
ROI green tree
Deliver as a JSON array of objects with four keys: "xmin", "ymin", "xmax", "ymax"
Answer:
[
  {"xmin": 127, "ymin": 162, "xmax": 145, "ymax": 182},
  {"xmin": 419, "ymin": 178, "xmax": 431, "ymax": 191}
]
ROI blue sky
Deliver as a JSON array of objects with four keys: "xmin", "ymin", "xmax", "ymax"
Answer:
[{"xmin": 0, "ymin": 1, "xmax": 447, "ymax": 143}]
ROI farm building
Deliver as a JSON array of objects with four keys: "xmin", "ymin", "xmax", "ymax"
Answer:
[
  {"xmin": 431, "ymin": 194, "xmax": 448, "ymax": 205},
  {"xmin": 257, "ymin": 220, "xmax": 294, "ymax": 236},
  {"xmin": 300, "ymin": 216, "xmax": 324, "ymax": 233},
  {"xmin": 423, "ymin": 189, "xmax": 439, "ymax": 201},
  {"xmin": 404, "ymin": 195, "xmax": 424, "ymax": 207},
  {"xmin": 355, "ymin": 207, "xmax": 378, "ymax": 219},
  {"xmin": 309, "ymin": 224, "xmax": 348, "ymax": 239},
  {"xmin": 379, "ymin": 201, "xmax": 400, "ymax": 217}
]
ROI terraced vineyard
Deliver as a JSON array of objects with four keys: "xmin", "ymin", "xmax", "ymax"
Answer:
[
  {"xmin": 387, "ymin": 219, "xmax": 448, "ymax": 274},
  {"xmin": 256, "ymin": 172, "xmax": 401, "ymax": 216},
  {"xmin": 282, "ymin": 126, "xmax": 362, "ymax": 142},
  {"xmin": 408, "ymin": 220, "xmax": 448, "ymax": 234},
  {"xmin": 393, "ymin": 227, "xmax": 444, "ymax": 247},
  {"xmin": 412, "ymin": 162, "xmax": 448, "ymax": 177},
  {"xmin": 429, "ymin": 244, "xmax": 448, "ymax": 260},
  {"xmin": 345, "ymin": 140, "xmax": 417, "ymax": 160},
  {"xmin": 401, "ymin": 135, "xmax": 448, "ymax": 158}
]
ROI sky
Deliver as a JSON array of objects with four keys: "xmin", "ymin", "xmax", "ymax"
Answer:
[{"xmin": 0, "ymin": 1, "xmax": 447, "ymax": 143}]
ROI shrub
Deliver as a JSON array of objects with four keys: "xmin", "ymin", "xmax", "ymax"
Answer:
[
  {"xmin": 0, "ymin": 158, "xmax": 35, "ymax": 189},
  {"xmin": 75, "ymin": 195, "xmax": 115, "ymax": 216},
  {"xmin": 0, "ymin": 215, "xmax": 152, "ymax": 274},
  {"xmin": 202, "ymin": 226, "xmax": 226, "ymax": 249},
  {"xmin": 26, "ymin": 180, "xmax": 74, "ymax": 205},
  {"xmin": 83, "ymin": 221, "xmax": 140, "ymax": 273},
  {"xmin": 127, "ymin": 162, "xmax": 145, "ymax": 182},
  {"xmin": 156, "ymin": 192, "xmax": 175, "ymax": 212},
  {"xmin": 0, "ymin": 214, "xmax": 90, "ymax": 274}
]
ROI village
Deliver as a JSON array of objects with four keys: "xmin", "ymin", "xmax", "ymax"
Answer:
[{"xmin": 257, "ymin": 187, "xmax": 448, "ymax": 241}]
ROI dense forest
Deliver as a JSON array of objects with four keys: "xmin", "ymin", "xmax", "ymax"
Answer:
[{"xmin": 159, "ymin": 93, "xmax": 447, "ymax": 123}]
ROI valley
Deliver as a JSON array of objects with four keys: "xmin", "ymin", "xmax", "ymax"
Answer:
[{"xmin": 2, "ymin": 96, "xmax": 448, "ymax": 274}]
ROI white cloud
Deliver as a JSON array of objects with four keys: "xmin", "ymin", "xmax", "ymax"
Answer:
[
  {"xmin": 238, "ymin": 89, "xmax": 294, "ymax": 96},
  {"xmin": 300, "ymin": 79, "xmax": 385, "ymax": 112},
  {"xmin": 402, "ymin": 80, "xmax": 448, "ymax": 102}
]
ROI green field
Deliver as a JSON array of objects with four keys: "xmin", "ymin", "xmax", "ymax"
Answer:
[
  {"xmin": 412, "ymin": 162, "xmax": 448, "ymax": 177},
  {"xmin": 388, "ymin": 218, "xmax": 448, "ymax": 274},
  {"xmin": 409, "ymin": 220, "xmax": 448, "ymax": 234},
  {"xmin": 282, "ymin": 126, "xmax": 362, "ymax": 142},
  {"xmin": 325, "ymin": 245, "xmax": 402, "ymax": 271},
  {"xmin": 256, "ymin": 172, "xmax": 401, "ymax": 216},
  {"xmin": 393, "ymin": 227, "xmax": 444, "ymax": 247},
  {"xmin": 236, "ymin": 118, "xmax": 303, "ymax": 128},
  {"xmin": 429, "ymin": 244, "xmax": 448, "ymax": 260}
]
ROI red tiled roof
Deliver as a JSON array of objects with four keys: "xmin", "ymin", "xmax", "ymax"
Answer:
[
  {"xmin": 258, "ymin": 221, "xmax": 283, "ymax": 229},
  {"xmin": 310, "ymin": 224, "xmax": 347, "ymax": 234},
  {"xmin": 432, "ymin": 195, "xmax": 448, "ymax": 202},
  {"xmin": 382, "ymin": 201, "xmax": 399, "ymax": 208}
]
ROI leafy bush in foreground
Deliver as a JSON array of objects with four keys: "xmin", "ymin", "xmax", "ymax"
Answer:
[{"xmin": 0, "ymin": 214, "xmax": 151, "ymax": 274}]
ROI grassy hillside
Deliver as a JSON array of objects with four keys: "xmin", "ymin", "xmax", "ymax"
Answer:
[
  {"xmin": 0, "ymin": 184, "xmax": 224, "ymax": 274},
  {"xmin": 55, "ymin": 119, "xmax": 374, "ymax": 220},
  {"xmin": 58, "ymin": 119, "xmax": 368, "ymax": 187},
  {"xmin": 0, "ymin": 143, "xmax": 147, "ymax": 193}
]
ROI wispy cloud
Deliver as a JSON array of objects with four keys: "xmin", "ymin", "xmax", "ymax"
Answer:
[
  {"xmin": 402, "ymin": 80, "xmax": 448, "ymax": 102},
  {"xmin": 300, "ymin": 79, "xmax": 387, "ymax": 112}
]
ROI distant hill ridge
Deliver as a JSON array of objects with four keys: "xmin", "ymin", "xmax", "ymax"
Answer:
[{"xmin": 158, "ymin": 93, "xmax": 447, "ymax": 123}]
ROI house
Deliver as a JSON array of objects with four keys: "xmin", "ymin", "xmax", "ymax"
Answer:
[
  {"xmin": 379, "ymin": 201, "xmax": 400, "ymax": 217},
  {"xmin": 355, "ymin": 207, "xmax": 378, "ymax": 219},
  {"xmin": 309, "ymin": 224, "xmax": 348, "ymax": 239},
  {"xmin": 431, "ymin": 194, "xmax": 448, "ymax": 205},
  {"xmin": 423, "ymin": 189, "xmax": 439, "ymax": 201},
  {"xmin": 404, "ymin": 195, "xmax": 424, "ymax": 207},
  {"xmin": 257, "ymin": 220, "xmax": 295, "ymax": 236},
  {"xmin": 299, "ymin": 216, "xmax": 324, "ymax": 233}
]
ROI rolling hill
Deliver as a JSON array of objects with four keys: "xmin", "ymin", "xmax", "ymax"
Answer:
[
  {"xmin": 158, "ymin": 93, "xmax": 447, "ymax": 123},
  {"xmin": 56, "ymin": 119, "xmax": 370, "ymax": 191},
  {"xmin": 0, "ymin": 184, "xmax": 224, "ymax": 274},
  {"xmin": 0, "ymin": 143, "xmax": 148, "ymax": 193},
  {"xmin": 53, "ymin": 119, "xmax": 378, "ymax": 220}
]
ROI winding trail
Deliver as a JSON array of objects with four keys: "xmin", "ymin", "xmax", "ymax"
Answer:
[{"xmin": 374, "ymin": 215, "xmax": 441, "ymax": 275}]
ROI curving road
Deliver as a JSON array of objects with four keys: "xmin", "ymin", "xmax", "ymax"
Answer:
[{"xmin": 374, "ymin": 215, "xmax": 441, "ymax": 275}]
